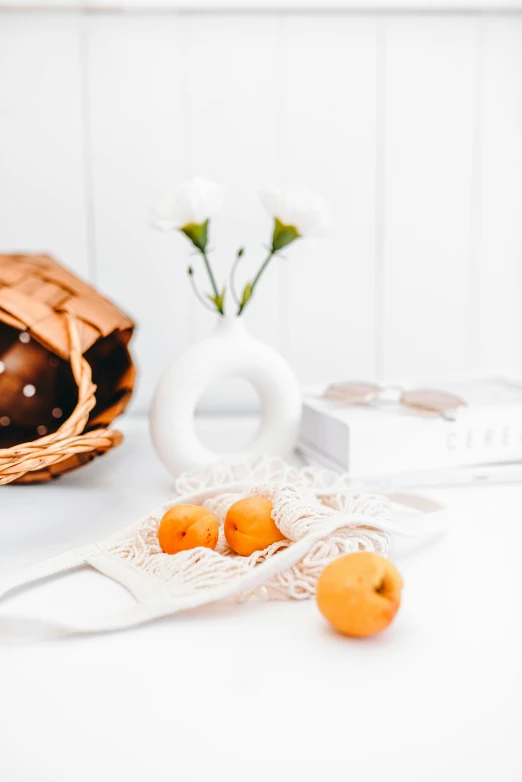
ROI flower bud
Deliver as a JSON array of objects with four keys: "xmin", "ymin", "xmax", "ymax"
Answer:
[
  {"xmin": 181, "ymin": 220, "xmax": 209, "ymax": 252},
  {"xmin": 271, "ymin": 218, "xmax": 300, "ymax": 252}
]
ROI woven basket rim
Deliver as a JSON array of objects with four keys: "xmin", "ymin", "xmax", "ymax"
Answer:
[{"xmin": 0, "ymin": 308, "xmax": 123, "ymax": 485}]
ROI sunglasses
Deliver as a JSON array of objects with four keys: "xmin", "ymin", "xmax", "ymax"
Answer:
[{"xmin": 322, "ymin": 382, "xmax": 467, "ymax": 419}]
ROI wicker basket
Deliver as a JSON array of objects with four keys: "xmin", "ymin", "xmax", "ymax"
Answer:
[{"xmin": 0, "ymin": 254, "xmax": 135, "ymax": 485}]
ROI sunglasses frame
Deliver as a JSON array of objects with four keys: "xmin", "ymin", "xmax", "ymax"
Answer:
[{"xmin": 322, "ymin": 382, "xmax": 467, "ymax": 419}]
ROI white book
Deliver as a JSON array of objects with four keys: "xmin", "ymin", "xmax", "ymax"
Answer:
[{"xmin": 299, "ymin": 377, "xmax": 522, "ymax": 479}]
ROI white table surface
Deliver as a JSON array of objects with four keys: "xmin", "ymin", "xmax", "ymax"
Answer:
[{"xmin": 1, "ymin": 416, "xmax": 521, "ymax": 782}]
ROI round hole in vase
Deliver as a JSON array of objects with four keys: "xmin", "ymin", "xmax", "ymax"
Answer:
[
  {"xmin": 194, "ymin": 376, "xmax": 262, "ymax": 454},
  {"xmin": 150, "ymin": 316, "xmax": 302, "ymax": 476}
]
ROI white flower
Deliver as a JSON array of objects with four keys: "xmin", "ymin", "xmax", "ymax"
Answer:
[
  {"xmin": 150, "ymin": 177, "xmax": 225, "ymax": 232},
  {"xmin": 259, "ymin": 185, "xmax": 333, "ymax": 237}
]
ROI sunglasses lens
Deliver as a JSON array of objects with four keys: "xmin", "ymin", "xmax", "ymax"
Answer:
[
  {"xmin": 323, "ymin": 382, "xmax": 380, "ymax": 404},
  {"xmin": 401, "ymin": 389, "xmax": 466, "ymax": 415}
]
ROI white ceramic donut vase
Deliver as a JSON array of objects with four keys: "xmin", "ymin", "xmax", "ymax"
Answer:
[{"xmin": 150, "ymin": 316, "xmax": 302, "ymax": 475}]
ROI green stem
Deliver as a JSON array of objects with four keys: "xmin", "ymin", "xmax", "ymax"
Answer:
[
  {"xmin": 201, "ymin": 249, "xmax": 224, "ymax": 314},
  {"xmin": 229, "ymin": 252, "xmax": 242, "ymax": 307},
  {"xmin": 188, "ymin": 268, "xmax": 215, "ymax": 313},
  {"xmin": 237, "ymin": 250, "xmax": 275, "ymax": 315}
]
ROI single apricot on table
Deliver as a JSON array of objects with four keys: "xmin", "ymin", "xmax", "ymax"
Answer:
[
  {"xmin": 316, "ymin": 552, "xmax": 403, "ymax": 638},
  {"xmin": 224, "ymin": 496, "xmax": 286, "ymax": 556},
  {"xmin": 158, "ymin": 504, "xmax": 219, "ymax": 555}
]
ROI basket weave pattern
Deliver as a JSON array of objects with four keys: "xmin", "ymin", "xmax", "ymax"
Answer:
[
  {"xmin": 0, "ymin": 254, "xmax": 135, "ymax": 484},
  {"xmin": 0, "ymin": 254, "xmax": 133, "ymax": 360}
]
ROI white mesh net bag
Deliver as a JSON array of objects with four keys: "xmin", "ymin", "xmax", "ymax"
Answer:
[{"xmin": 0, "ymin": 457, "xmax": 448, "ymax": 635}]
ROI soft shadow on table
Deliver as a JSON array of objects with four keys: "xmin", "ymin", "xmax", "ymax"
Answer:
[
  {"xmin": 0, "ymin": 615, "xmax": 70, "ymax": 645},
  {"xmin": 389, "ymin": 526, "xmax": 452, "ymax": 560},
  {"xmin": 0, "ymin": 588, "xmax": 309, "ymax": 646},
  {"xmin": 316, "ymin": 616, "xmax": 410, "ymax": 650},
  {"xmin": 0, "ymin": 594, "xmax": 413, "ymax": 652}
]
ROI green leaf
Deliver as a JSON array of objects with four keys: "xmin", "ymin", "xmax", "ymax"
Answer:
[
  {"xmin": 237, "ymin": 247, "xmax": 245, "ymax": 258},
  {"xmin": 180, "ymin": 219, "xmax": 209, "ymax": 252},
  {"xmin": 271, "ymin": 218, "xmax": 300, "ymax": 252},
  {"xmin": 206, "ymin": 285, "xmax": 226, "ymax": 313},
  {"xmin": 241, "ymin": 282, "xmax": 253, "ymax": 307},
  {"xmin": 216, "ymin": 285, "xmax": 226, "ymax": 313}
]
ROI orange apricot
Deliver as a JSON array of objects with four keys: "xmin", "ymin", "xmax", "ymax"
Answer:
[
  {"xmin": 224, "ymin": 496, "xmax": 286, "ymax": 556},
  {"xmin": 158, "ymin": 504, "xmax": 219, "ymax": 555},
  {"xmin": 316, "ymin": 552, "xmax": 403, "ymax": 638}
]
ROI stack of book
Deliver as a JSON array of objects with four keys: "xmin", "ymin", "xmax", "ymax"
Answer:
[{"xmin": 298, "ymin": 377, "xmax": 522, "ymax": 487}]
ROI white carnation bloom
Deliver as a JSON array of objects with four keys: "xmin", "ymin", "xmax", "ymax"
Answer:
[
  {"xmin": 150, "ymin": 177, "xmax": 225, "ymax": 231},
  {"xmin": 259, "ymin": 185, "xmax": 333, "ymax": 237}
]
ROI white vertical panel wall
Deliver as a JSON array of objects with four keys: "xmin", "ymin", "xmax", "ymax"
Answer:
[
  {"xmin": 1, "ymin": 9, "xmax": 522, "ymax": 413},
  {"xmin": 0, "ymin": 12, "xmax": 89, "ymax": 279},
  {"xmin": 475, "ymin": 17, "xmax": 522, "ymax": 374},
  {"xmin": 282, "ymin": 15, "xmax": 378, "ymax": 384},
  {"xmin": 86, "ymin": 14, "xmax": 189, "ymax": 410},
  {"xmin": 381, "ymin": 16, "xmax": 477, "ymax": 380}
]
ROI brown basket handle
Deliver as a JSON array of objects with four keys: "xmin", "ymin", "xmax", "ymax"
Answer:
[{"xmin": 0, "ymin": 308, "xmax": 123, "ymax": 485}]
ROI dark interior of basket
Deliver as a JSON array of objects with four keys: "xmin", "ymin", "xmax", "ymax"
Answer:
[{"xmin": 0, "ymin": 322, "xmax": 133, "ymax": 448}]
